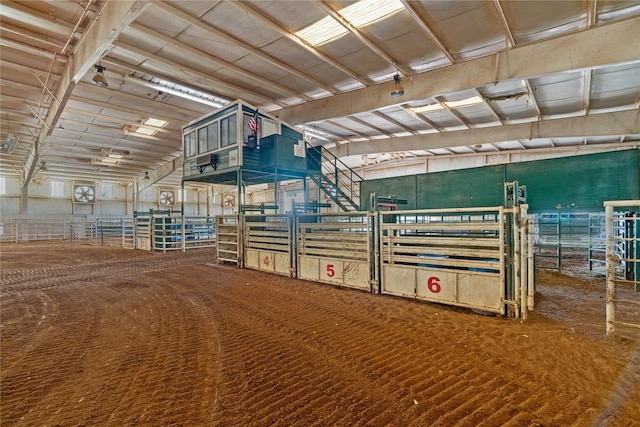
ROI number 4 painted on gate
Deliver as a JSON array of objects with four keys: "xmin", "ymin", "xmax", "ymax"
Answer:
[{"xmin": 263, "ymin": 256, "xmax": 270, "ymax": 267}]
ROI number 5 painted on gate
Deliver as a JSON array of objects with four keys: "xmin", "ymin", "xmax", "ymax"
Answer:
[{"xmin": 326, "ymin": 264, "xmax": 335, "ymax": 277}]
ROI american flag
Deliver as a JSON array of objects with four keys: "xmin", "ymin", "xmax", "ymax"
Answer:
[{"xmin": 248, "ymin": 109, "xmax": 259, "ymax": 135}]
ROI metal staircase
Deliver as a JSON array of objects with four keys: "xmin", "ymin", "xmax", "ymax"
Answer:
[{"xmin": 306, "ymin": 143, "xmax": 362, "ymax": 212}]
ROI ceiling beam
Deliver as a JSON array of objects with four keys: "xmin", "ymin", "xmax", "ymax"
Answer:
[
  {"xmin": 400, "ymin": 0, "xmax": 454, "ymax": 63},
  {"xmin": 317, "ymin": 1, "xmax": 410, "ymax": 76},
  {"xmin": 230, "ymin": 1, "xmax": 368, "ymax": 86},
  {"xmin": 371, "ymin": 111, "xmax": 418, "ymax": 135},
  {"xmin": 127, "ymin": 23, "xmax": 310, "ymax": 102},
  {"xmin": 112, "ymin": 41, "xmax": 279, "ymax": 107},
  {"xmin": 151, "ymin": 1, "xmax": 336, "ymax": 95},
  {"xmin": 332, "ymin": 110, "xmax": 640, "ymax": 157},
  {"xmin": 22, "ymin": 0, "xmax": 150, "ymax": 187},
  {"xmin": 492, "ymin": 0, "xmax": 515, "ymax": 47},
  {"xmin": 274, "ymin": 18, "xmax": 640, "ymax": 124}
]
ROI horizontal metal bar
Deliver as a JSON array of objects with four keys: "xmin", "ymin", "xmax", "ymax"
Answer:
[
  {"xmin": 299, "ymin": 250, "xmax": 368, "ymax": 261},
  {"xmin": 388, "ymin": 235, "xmax": 500, "ymax": 248},
  {"xmin": 604, "ymin": 200, "xmax": 640, "ymax": 207},
  {"xmin": 383, "ymin": 223, "xmax": 500, "ymax": 231},
  {"xmin": 612, "ymin": 298, "xmax": 640, "ymax": 306},
  {"xmin": 380, "ymin": 206, "xmax": 503, "ymax": 215},
  {"xmin": 612, "ymin": 321, "xmax": 640, "ymax": 329},
  {"xmin": 245, "ymin": 243, "xmax": 289, "ymax": 252}
]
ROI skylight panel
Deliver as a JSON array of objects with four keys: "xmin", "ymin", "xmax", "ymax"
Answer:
[
  {"xmin": 444, "ymin": 96, "xmax": 483, "ymax": 109},
  {"xmin": 144, "ymin": 118, "xmax": 168, "ymax": 128},
  {"xmin": 296, "ymin": 0, "xmax": 404, "ymax": 46},
  {"xmin": 341, "ymin": 0, "xmax": 404, "ymax": 27},
  {"xmin": 411, "ymin": 104, "xmax": 444, "ymax": 114},
  {"xmin": 134, "ymin": 127, "xmax": 157, "ymax": 136},
  {"xmin": 296, "ymin": 16, "xmax": 347, "ymax": 46}
]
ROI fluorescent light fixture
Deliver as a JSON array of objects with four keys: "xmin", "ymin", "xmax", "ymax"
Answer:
[
  {"xmin": 144, "ymin": 118, "xmax": 168, "ymax": 128},
  {"xmin": 444, "ymin": 96, "xmax": 483, "ymax": 109},
  {"xmin": 124, "ymin": 76, "xmax": 226, "ymax": 108},
  {"xmin": 411, "ymin": 104, "xmax": 444, "ymax": 114},
  {"xmin": 101, "ymin": 148, "xmax": 131, "ymax": 159},
  {"xmin": 90, "ymin": 158, "xmax": 120, "ymax": 166},
  {"xmin": 296, "ymin": 0, "xmax": 403, "ymax": 46}
]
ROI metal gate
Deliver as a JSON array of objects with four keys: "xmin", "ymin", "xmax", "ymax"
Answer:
[
  {"xmin": 216, "ymin": 215, "xmax": 240, "ymax": 265},
  {"xmin": 296, "ymin": 212, "xmax": 372, "ymax": 291},
  {"xmin": 378, "ymin": 207, "xmax": 507, "ymax": 314},
  {"xmin": 244, "ymin": 214, "xmax": 293, "ymax": 276},
  {"xmin": 605, "ymin": 200, "xmax": 640, "ymax": 337}
]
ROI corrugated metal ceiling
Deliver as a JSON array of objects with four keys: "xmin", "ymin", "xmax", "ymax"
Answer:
[{"xmin": 0, "ymin": 0, "xmax": 638, "ymax": 187}]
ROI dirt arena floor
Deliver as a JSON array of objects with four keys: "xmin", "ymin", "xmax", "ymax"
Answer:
[{"xmin": 1, "ymin": 242, "xmax": 639, "ymax": 426}]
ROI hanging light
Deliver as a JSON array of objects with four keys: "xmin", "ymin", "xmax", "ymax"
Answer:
[
  {"xmin": 92, "ymin": 65, "xmax": 108, "ymax": 87},
  {"xmin": 39, "ymin": 160, "xmax": 48, "ymax": 171},
  {"xmin": 144, "ymin": 170, "xmax": 150, "ymax": 180},
  {"xmin": 390, "ymin": 73, "xmax": 404, "ymax": 97}
]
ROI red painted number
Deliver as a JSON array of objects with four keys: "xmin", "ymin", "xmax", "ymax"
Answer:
[
  {"xmin": 326, "ymin": 264, "xmax": 335, "ymax": 277},
  {"xmin": 263, "ymin": 256, "xmax": 270, "ymax": 266},
  {"xmin": 427, "ymin": 276, "xmax": 441, "ymax": 293}
]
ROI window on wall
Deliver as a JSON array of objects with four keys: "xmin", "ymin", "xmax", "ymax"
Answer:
[
  {"xmin": 243, "ymin": 113, "xmax": 260, "ymax": 141},
  {"xmin": 198, "ymin": 127, "xmax": 208, "ymax": 154},
  {"xmin": 141, "ymin": 186, "xmax": 153, "ymax": 201},
  {"xmin": 51, "ymin": 180, "xmax": 64, "ymax": 197},
  {"xmin": 220, "ymin": 114, "xmax": 237, "ymax": 148},
  {"xmin": 101, "ymin": 183, "xmax": 114, "ymax": 199},
  {"xmin": 0, "ymin": 176, "xmax": 5, "ymax": 195},
  {"xmin": 206, "ymin": 122, "xmax": 218, "ymax": 152},
  {"xmin": 184, "ymin": 131, "xmax": 196, "ymax": 158}
]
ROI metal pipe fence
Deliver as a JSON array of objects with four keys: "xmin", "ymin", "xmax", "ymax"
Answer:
[
  {"xmin": 605, "ymin": 201, "xmax": 640, "ymax": 337},
  {"xmin": 0, "ymin": 215, "xmax": 134, "ymax": 248}
]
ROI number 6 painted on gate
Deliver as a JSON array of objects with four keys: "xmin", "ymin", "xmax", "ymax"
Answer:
[{"xmin": 427, "ymin": 276, "xmax": 441, "ymax": 293}]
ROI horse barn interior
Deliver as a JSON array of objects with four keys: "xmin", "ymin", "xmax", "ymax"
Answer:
[{"xmin": 1, "ymin": 0, "xmax": 639, "ymax": 425}]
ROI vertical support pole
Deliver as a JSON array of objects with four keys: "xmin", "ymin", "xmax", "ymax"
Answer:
[
  {"xmin": 520, "ymin": 205, "xmax": 528, "ymax": 320},
  {"xmin": 513, "ymin": 207, "xmax": 521, "ymax": 319},
  {"xmin": 528, "ymin": 218, "xmax": 535, "ymax": 310},
  {"xmin": 100, "ymin": 219, "xmax": 104, "ymax": 246},
  {"xmin": 558, "ymin": 215, "xmax": 563, "ymax": 273},
  {"xmin": 605, "ymin": 203, "xmax": 615, "ymax": 336},
  {"xmin": 121, "ymin": 218, "xmax": 125, "ymax": 248},
  {"xmin": 181, "ymin": 186, "xmax": 186, "ymax": 253}
]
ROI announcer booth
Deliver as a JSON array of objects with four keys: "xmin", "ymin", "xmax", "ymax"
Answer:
[{"xmin": 182, "ymin": 100, "xmax": 320, "ymax": 271}]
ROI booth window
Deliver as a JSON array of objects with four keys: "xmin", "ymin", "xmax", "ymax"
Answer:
[
  {"xmin": 206, "ymin": 122, "xmax": 219, "ymax": 152},
  {"xmin": 184, "ymin": 131, "xmax": 196, "ymax": 158},
  {"xmin": 220, "ymin": 114, "xmax": 237, "ymax": 148},
  {"xmin": 198, "ymin": 127, "xmax": 208, "ymax": 154}
]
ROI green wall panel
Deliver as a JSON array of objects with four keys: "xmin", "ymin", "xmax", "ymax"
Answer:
[
  {"xmin": 360, "ymin": 175, "xmax": 417, "ymax": 210},
  {"xmin": 359, "ymin": 149, "xmax": 639, "ymax": 212},
  {"xmin": 416, "ymin": 165, "xmax": 504, "ymax": 209},
  {"xmin": 505, "ymin": 150, "xmax": 639, "ymax": 212}
]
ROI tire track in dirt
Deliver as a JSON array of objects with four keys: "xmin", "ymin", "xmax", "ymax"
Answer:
[
  {"xmin": 2, "ymin": 246, "xmax": 638, "ymax": 426},
  {"xmin": 199, "ymin": 266, "xmax": 596, "ymax": 426},
  {"xmin": 1, "ymin": 250, "xmax": 221, "ymax": 426}
]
